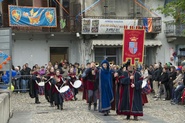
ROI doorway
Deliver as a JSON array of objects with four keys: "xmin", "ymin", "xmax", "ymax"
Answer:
[{"xmin": 50, "ymin": 47, "xmax": 68, "ymax": 64}]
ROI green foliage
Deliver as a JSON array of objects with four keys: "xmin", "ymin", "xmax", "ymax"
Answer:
[{"xmin": 157, "ymin": 0, "xmax": 185, "ymax": 24}]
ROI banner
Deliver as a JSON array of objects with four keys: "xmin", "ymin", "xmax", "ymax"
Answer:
[
  {"xmin": 9, "ymin": 5, "xmax": 57, "ymax": 27},
  {"xmin": 123, "ymin": 29, "xmax": 145, "ymax": 65},
  {"xmin": 82, "ymin": 18, "xmax": 138, "ymax": 34}
]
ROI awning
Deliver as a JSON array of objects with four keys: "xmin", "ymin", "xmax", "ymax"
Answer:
[{"xmin": 92, "ymin": 39, "xmax": 162, "ymax": 48}]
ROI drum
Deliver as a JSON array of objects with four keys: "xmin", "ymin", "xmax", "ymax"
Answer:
[
  {"xmin": 142, "ymin": 79, "xmax": 151, "ymax": 95},
  {"xmin": 73, "ymin": 80, "xmax": 82, "ymax": 88},
  {"xmin": 59, "ymin": 85, "xmax": 74, "ymax": 101},
  {"xmin": 38, "ymin": 81, "xmax": 45, "ymax": 95}
]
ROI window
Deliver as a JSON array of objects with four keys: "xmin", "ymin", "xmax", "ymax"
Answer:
[
  {"xmin": 18, "ymin": 0, "xmax": 33, "ymax": 6},
  {"xmin": 102, "ymin": 0, "xmax": 116, "ymax": 16},
  {"xmin": 106, "ymin": 48, "xmax": 116, "ymax": 55},
  {"xmin": 95, "ymin": 47, "xmax": 118, "ymax": 64}
]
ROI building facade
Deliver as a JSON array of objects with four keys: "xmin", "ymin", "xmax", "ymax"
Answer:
[{"xmin": 0, "ymin": 0, "xmax": 177, "ymax": 67}]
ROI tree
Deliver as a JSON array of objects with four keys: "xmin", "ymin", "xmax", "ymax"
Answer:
[
  {"xmin": 157, "ymin": 0, "xmax": 185, "ymax": 24},
  {"xmin": 157, "ymin": 0, "xmax": 185, "ymax": 35}
]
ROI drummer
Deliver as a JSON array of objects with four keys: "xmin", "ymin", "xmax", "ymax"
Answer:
[
  {"xmin": 32, "ymin": 67, "xmax": 42, "ymax": 104},
  {"xmin": 67, "ymin": 67, "xmax": 78, "ymax": 101},
  {"xmin": 52, "ymin": 69, "xmax": 65, "ymax": 110},
  {"xmin": 43, "ymin": 67, "xmax": 55, "ymax": 105}
]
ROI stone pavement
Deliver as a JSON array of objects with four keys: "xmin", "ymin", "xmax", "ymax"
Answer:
[{"xmin": 9, "ymin": 92, "xmax": 185, "ymax": 123}]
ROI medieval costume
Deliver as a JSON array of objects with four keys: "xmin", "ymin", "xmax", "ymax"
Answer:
[
  {"xmin": 117, "ymin": 65, "xmax": 143, "ymax": 120},
  {"xmin": 52, "ymin": 71, "xmax": 64, "ymax": 110},
  {"xmin": 29, "ymin": 66, "xmax": 37, "ymax": 98},
  {"xmin": 68, "ymin": 72, "xmax": 78, "ymax": 100},
  {"xmin": 82, "ymin": 63, "xmax": 91, "ymax": 102},
  {"xmin": 84, "ymin": 64, "xmax": 99, "ymax": 111},
  {"xmin": 47, "ymin": 67, "xmax": 56, "ymax": 107},
  {"xmin": 141, "ymin": 67, "xmax": 149, "ymax": 105},
  {"xmin": 99, "ymin": 60, "xmax": 114, "ymax": 116},
  {"xmin": 31, "ymin": 70, "xmax": 41, "ymax": 104}
]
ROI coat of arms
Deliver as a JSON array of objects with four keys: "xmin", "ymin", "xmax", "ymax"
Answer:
[{"xmin": 129, "ymin": 37, "xmax": 138, "ymax": 54}]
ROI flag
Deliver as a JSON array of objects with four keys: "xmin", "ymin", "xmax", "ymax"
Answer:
[
  {"xmin": 123, "ymin": 29, "xmax": 145, "ymax": 65},
  {"xmin": 143, "ymin": 18, "xmax": 153, "ymax": 32}
]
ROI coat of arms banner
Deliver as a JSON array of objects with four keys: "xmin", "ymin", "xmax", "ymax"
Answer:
[
  {"xmin": 123, "ymin": 29, "xmax": 145, "ymax": 65},
  {"xmin": 9, "ymin": 5, "xmax": 57, "ymax": 27}
]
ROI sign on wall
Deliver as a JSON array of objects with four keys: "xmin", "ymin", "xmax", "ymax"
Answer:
[
  {"xmin": 82, "ymin": 18, "xmax": 138, "ymax": 34},
  {"xmin": 122, "ymin": 29, "xmax": 145, "ymax": 65},
  {"xmin": 9, "ymin": 5, "xmax": 57, "ymax": 27}
]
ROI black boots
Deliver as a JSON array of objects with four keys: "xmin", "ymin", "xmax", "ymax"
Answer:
[
  {"xmin": 74, "ymin": 95, "xmax": 78, "ymax": 101},
  {"xmin": 126, "ymin": 116, "xmax": 138, "ymax": 121},
  {"xmin": 94, "ymin": 103, "xmax": 97, "ymax": 111},
  {"xmin": 126, "ymin": 115, "xmax": 130, "ymax": 120},
  {"xmin": 60, "ymin": 103, "xmax": 63, "ymax": 110},
  {"xmin": 134, "ymin": 116, "xmax": 138, "ymax": 121},
  {"xmin": 35, "ymin": 97, "xmax": 41, "ymax": 104},
  {"xmin": 103, "ymin": 111, "xmax": 109, "ymax": 116},
  {"xmin": 88, "ymin": 103, "xmax": 91, "ymax": 110}
]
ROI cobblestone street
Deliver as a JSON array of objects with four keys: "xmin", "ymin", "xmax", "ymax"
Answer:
[{"xmin": 9, "ymin": 92, "xmax": 185, "ymax": 123}]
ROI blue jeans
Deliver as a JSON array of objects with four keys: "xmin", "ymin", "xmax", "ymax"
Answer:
[
  {"xmin": 173, "ymin": 85, "xmax": 185, "ymax": 103},
  {"xmin": 15, "ymin": 79, "xmax": 20, "ymax": 91},
  {"xmin": 21, "ymin": 79, "xmax": 28, "ymax": 93}
]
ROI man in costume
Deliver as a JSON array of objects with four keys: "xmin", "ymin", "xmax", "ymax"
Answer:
[
  {"xmin": 84, "ymin": 62, "xmax": 98, "ymax": 111},
  {"xmin": 82, "ymin": 63, "xmax": 91, "ymax": 101},
  {"xmin": 99, "ymin": 60, "xmax": 114, "ymax": 116},
  {"xmin": 116, "ymin": 64, "xmax": 143, "ymax": 120}
]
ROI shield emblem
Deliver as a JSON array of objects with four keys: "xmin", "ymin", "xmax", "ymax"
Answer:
[
  {"xmin": 45, "ymin": 10, "xmax": 55, "ymax": 23},
  {"xmin": 129, "ymin": 42, "xmax": 138, "ymax": 54},
  {"xmin": 11, "ymin": 9, "xmax": 21, "ymax": 22}
]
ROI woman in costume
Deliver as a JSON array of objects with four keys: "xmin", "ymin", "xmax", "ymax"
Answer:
[
  {"xmin": 140, "ymin": 65, "xmax": 149, "ymax": 105},
  {"xmin": 45, "ymin": 67, "xmax": 56, "ymax": 106},
  {"xmin": 52, "ymin": 69, "xmax": 64, "ymax": 110},
  {"xmin": 99, "ymin": 60, "xmax": 114, "ymax": 116},
  {"xmin": 67, "ymin": 67, "xmax": 78, "ymax": 101}
]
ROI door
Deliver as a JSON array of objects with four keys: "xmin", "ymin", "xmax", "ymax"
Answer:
[{"xmin": 50, "ymin": 47, "xmax": 68, "ymax": 64}]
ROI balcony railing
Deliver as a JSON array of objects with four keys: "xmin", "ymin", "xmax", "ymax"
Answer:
[
  {"xmin": 85, "ymin": 16, "xmax": 162, "ymax": 33},
  {"xmin": 165, "ymin": 20, "xmax": 185, "ymax": 37},
  {"xmin": 0, "ymin": 13, "xmax": 161, "ymax": 33},
  {"xmin": 1, "ymin": 13, "xmax": 82, "ymax": 33}
]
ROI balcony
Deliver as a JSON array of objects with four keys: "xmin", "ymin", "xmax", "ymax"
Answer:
[
  {"xmin": 1, "ymin": 13, "xmax": 81, "ymax": 33},
  {"xmin": 85, "ymin": 16, "xmax": 162, "ymax": 33},
  {"xmin": 165, "ymin": 20, "xmax": 185, "ymax": 37}
]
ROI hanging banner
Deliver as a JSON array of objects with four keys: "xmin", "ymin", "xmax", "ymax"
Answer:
[
  {"xmin": 82, "ymin": 18, "xmax": 138, "ymax": 34},
  {"xmin": 9, "ymin": 5, "xmax": 57, "ymax": 27},
  {"xmin": 123, "ymin": 29, "xmax": 145, "ymax": 65}
]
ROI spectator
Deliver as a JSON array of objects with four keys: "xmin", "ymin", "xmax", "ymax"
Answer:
[
  {"xmin": 13, "ymin": 67, "xmax": 21, "ymax": 93},
  {"xmin": 167, "ymin": 66, "xmax": 176, "ymax": 100},
  {"xmin": 153, "ymin": 64, "xmax": 161, "ymax": 98},
  {"xmin": 155, "ymin": 67, "xmax": 168, "ymax": 101},
  {"xmin": 20, "ymin": 65, "xmax": 30, "ymax": 93},
  {"xmin": 171, "ymin": 68, "xmax": 183, "ymax": 102}
]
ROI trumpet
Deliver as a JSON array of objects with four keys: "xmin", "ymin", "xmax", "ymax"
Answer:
[
  {"xmin": 95, "ymin": 62, "xmax": 99, "ymax": 67},
  {"xmin": 109, "ymin": 62, "xmax": 113, "ymax": 66}
]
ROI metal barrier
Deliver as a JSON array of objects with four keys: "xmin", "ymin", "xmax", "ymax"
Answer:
[{"xmin": 0, "ymin": 75, "xmax": 33, "ymax": 92}]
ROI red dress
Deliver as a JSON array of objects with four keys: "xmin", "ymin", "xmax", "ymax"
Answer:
[{"xmin": 141, "ymin": 93, "xmax": 148, "ymax": 105}]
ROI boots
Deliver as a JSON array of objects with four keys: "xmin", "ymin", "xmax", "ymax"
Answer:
[
  {"xmin": 74, "ymin": 95, "xmax": 78, "ymax": 101},
  {"xmin": 57, "ymin": 105, "xmax": 59, "ymax": 109},
  {"xmin": 35, "ymin": 97, "xmax": 41, "ymax": 104},
  {"xmin": 134, "ymin": 116, "xmax": 138, "ymax": 121},
  {"xmin": 88, "ymin": 103, "xmax": 91, "ymax": 110},
  {"xmin": 126, "ymin": 115, "xmax": 130, "ymax": 120},
  {"xmin": 94, "ymin": 103, "xmax": 97, "ymax": 111},
  {"xmin": 60, "ymin": 103, "xmax": 63, "ymax": 110}
]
